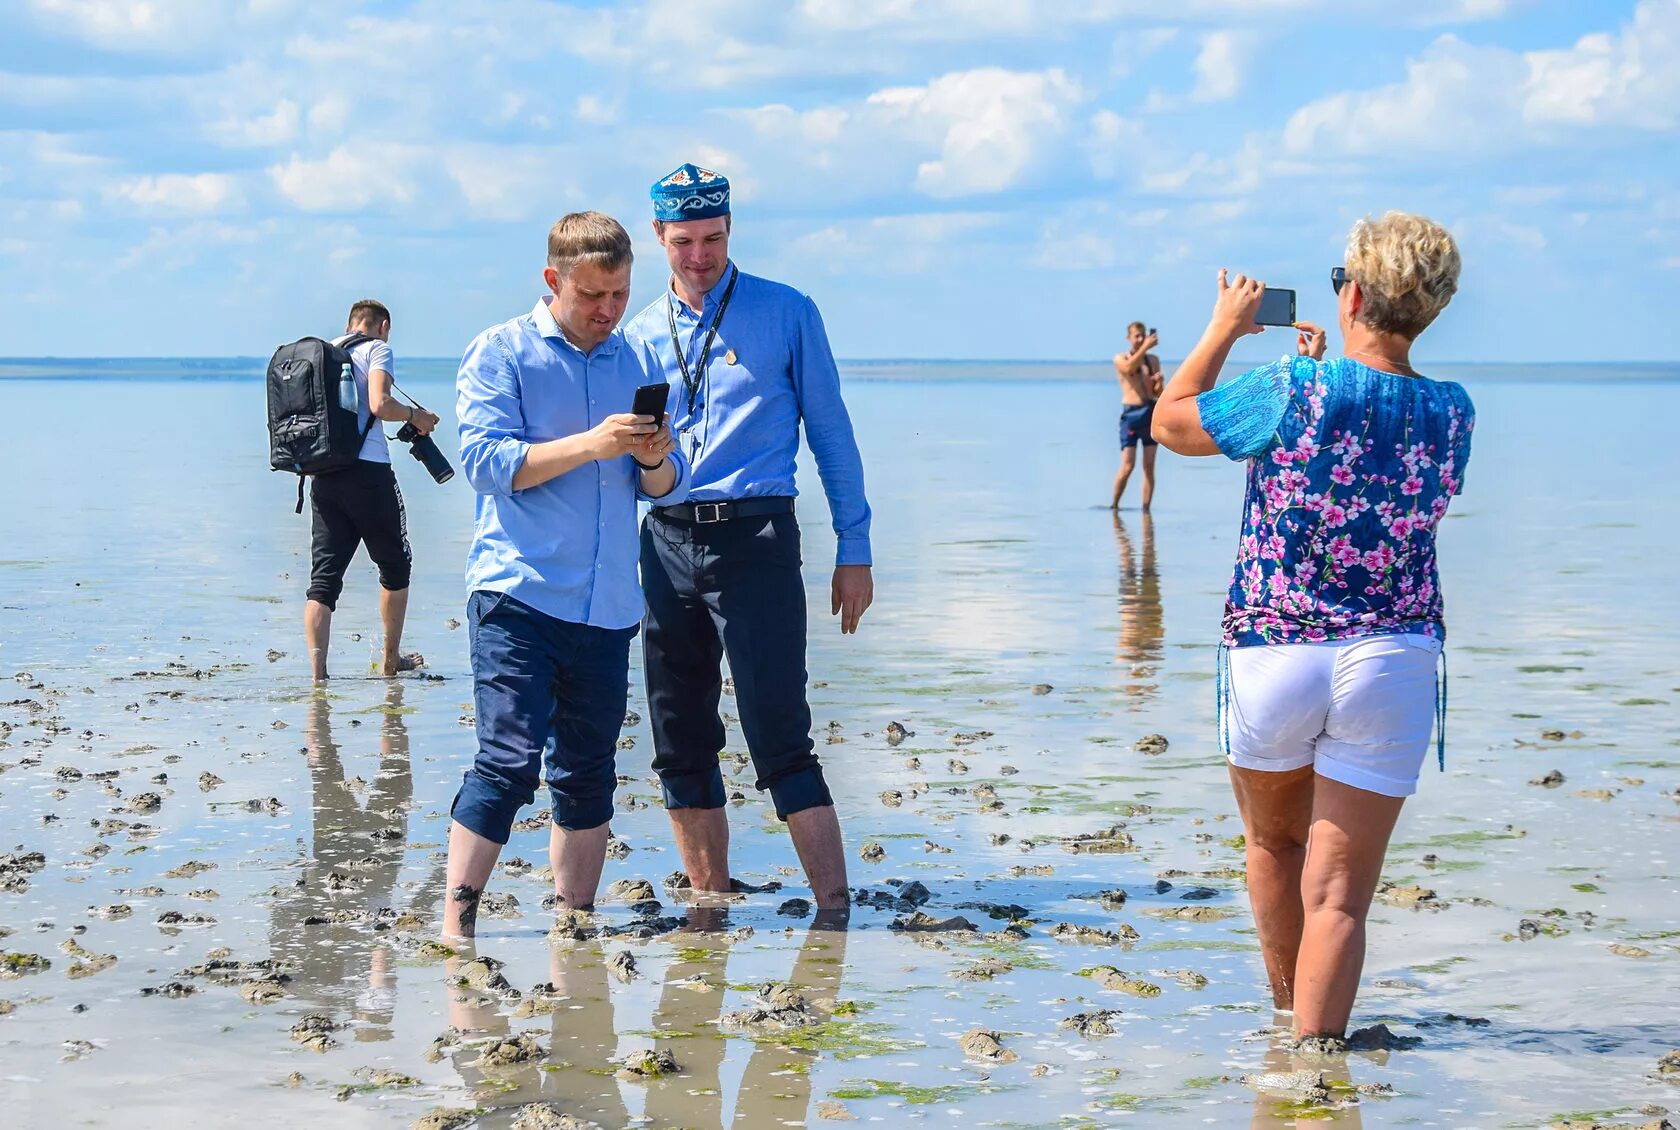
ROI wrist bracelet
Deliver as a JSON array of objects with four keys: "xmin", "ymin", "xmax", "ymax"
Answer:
[{"xmin": 633, "ymin": 456, "xmax": 666, "ymax": 472}]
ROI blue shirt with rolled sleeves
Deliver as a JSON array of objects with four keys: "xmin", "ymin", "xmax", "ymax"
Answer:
[
  {"xmin": 457, "ymin": 297, "xmax": 690, "ymax": 631},
  {"xmin": 625, "ymin": 263, "xmax": 873, "ymax": 567}
]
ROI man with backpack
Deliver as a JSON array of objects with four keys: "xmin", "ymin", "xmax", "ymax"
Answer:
[{"xmin": 303, "ymin": 299, "xmax": 439, "ymax": 680}]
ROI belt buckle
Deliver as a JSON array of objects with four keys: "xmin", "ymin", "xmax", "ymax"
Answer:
[{"xmin": 694, "ymin": 502, "xmax": 724, "ymax": 524}]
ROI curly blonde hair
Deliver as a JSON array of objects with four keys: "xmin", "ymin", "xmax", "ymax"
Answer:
[{"xmin": 1345, "ymin": 211, "xmax": 1460, "ymax": 339}]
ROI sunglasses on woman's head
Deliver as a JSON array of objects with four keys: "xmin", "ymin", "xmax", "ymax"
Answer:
[{"xmin": 1331, "ymin": 266, "xmax": 1350, "ymax": 294}]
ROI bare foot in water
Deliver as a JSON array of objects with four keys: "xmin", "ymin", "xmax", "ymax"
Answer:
[{"xmin": 380, "ymin": 652, "xmax": 425, "ymax": 677}]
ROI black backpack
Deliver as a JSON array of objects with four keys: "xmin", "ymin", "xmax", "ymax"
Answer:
[{"xmin": 266, "ymin": 332, "xmax": 374, "ymax": 512}]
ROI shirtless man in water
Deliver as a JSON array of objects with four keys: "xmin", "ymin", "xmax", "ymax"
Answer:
[{"xmin": 1110, "ymin": 321, "xmax": 1163, "ymax": 510}]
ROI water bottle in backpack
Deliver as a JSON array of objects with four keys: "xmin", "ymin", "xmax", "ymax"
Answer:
[{"xmin": 337, "ymin": 361, "xmax": 357, "ymax": 412}]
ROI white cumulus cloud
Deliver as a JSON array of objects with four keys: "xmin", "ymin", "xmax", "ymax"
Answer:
[
  {"xmin": 268, "ymin": 145, "xmax": 415, "ymax": 212},
  {"xmin": 110, "ymin": 171, "xmax": 242, "ymax": 213},
  {"xmin": 868, "ymin": 67, "xmax": 1084, "ymax": 197}
]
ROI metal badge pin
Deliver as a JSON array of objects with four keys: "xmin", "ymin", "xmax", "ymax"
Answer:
[{"xmin": 724, "ymin": 349, "xmax": 737, "ymax": 365}]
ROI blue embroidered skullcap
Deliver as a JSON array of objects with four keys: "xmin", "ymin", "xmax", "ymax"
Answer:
[{"xmin": 651, "ymin": 163, "xmax": 731, "ymax": 222}]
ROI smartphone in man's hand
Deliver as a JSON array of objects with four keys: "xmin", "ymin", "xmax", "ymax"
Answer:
[{"xmin": 631, "ymin": 382, "xmax": 670, "ymax": 428}]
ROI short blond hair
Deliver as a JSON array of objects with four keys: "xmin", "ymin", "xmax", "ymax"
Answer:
[
  {"xmin": 1345, "ymin": 211, "xmax": 1461, "ymax": 339},
  {"xmin": 547, "ymin": 211, "xmax": 632, "ymax": 277}
]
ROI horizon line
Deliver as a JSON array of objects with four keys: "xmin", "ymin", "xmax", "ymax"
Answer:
[{"xmin": 4, "ymin": 355, "xmax": 1680, "ymax": 367}]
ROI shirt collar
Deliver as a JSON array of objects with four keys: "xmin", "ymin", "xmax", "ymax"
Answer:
[
  {"xmin": 532, "ymin": 296, "xmax": 620, "ymax": 357},
  {"xmin": 669, "ymin": 261, "xmax": 737, "ymax": 316}
]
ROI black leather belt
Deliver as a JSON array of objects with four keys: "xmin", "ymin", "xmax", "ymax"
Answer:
[{"xmin": 653, "ymin": 497, "xmax": 795, "ymax": 525}]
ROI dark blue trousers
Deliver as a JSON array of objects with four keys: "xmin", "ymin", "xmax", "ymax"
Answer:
[
  {"xmin": 451, "ymin": 590, "xmax": 633, "ymax": 843},
  {"xmin": 640, "ymin": 510, "xmax": 833, "ymax": 820}
]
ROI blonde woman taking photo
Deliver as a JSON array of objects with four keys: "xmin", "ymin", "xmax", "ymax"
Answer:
[{"xmin": 1153, "ymin": 212, "xmax": 1475, "ymax": 1045}]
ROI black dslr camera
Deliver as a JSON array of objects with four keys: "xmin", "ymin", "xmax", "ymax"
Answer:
[{"xmin": 396, "ymin": 417, "xmax": 454, "ymax": 484}]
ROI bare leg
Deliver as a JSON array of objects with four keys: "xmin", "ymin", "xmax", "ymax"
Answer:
[
  {"xmin": 443, "ymin": 819, "xmax": 503, "ymax": 938},
  {"xmin": 1140, "ymin": 444, "xmax": 1159, "ymax": 512},
  {"xmin": 1292, "ymin": 774, "xmax": 1406, "ymax": 1037},
  {"xmin": 1229, "ymin": 763, "xmax": 1315, "ymax": 1010},
  {"xmin": 1109, "ymin": 446, "xmax": 1137, "ymax": 509},
  {"xmin": 787, "ymin": 804, "xmax": 849, "ymax": 909},
  {"xmin": 305, "ymin": 599, "xmax": 333, "ymax": 681},
  {"xmin": 378, "ymin": 587, "xmax": 424, "ymax": 675},
  {"xmin": 669, "ymin": 807, "xmax": 732, "ymax": 892},
  {"xmin": 549, "ymin": 821, "xmax": 610, "ymax": 910}
]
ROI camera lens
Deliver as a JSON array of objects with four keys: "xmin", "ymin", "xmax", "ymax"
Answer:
[{"xmin": 397, "ymin": 426, "xmax": 453, "ymax": 484}]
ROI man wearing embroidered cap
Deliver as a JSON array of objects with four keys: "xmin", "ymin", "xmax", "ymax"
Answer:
[{"xmin": 628, "ymin": 162, "xmax": 874, "ymax": 911}]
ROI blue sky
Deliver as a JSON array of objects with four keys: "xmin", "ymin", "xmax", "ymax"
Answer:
[{"xmin": 2, "ymin": 0, "xmax": 1677, "ymax": 362}]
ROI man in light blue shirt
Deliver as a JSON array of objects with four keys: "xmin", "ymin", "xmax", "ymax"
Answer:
[
  {"xmin": 442, "ymin": 211, "xmax": 688, "ymax": 938},
  {"xmin": 626, "ymin": 164, "xmax": 873, "ymax": 912}
]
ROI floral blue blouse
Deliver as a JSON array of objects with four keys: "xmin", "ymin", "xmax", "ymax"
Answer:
[{"xmin": 1197, "ymin": 355, "xmax": 1475, "ymax": 649}]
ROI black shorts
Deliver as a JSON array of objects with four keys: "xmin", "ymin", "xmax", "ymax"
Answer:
[
  {"xmin": 1120, "ymin": 401, "xmax": 1158, "ymax": 449},
  {"xmin": 307, "ymin": 461, "xmax": 411, "ymax": 609}
]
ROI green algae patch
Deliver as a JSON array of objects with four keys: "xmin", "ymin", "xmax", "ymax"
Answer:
[
  {"xmin": 829, "ymin": 1078, "xmax": 1014, "ymax": 1105},
  {"xmin": 1410, "ymin": 956, "xmax": 1469, "ymax": 974},
  {"xmin": 727, "ymin": 1020, "xmax": 920, "ymax": 1061},
  {"xmin": 1181, "ymin": 1075, "xmax": 1224, "ymax": 1091},
  {"xmin": 1138, "ymin": 939, "xmax": 1258, "ymax": 953}
]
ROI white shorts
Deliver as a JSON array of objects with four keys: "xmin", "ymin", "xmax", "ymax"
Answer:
[{"xmin": 1222, "ymin": 633, "xmax": 1442, "ymax": 798}]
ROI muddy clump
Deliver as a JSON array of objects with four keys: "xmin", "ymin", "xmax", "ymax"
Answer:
[
  {"xmin": 1654, "ymin": 1049, "xmax": 1680, "ymax": 1081},
  {"xmin": 1083, "ymin": 966, "xmax": 1162, "ymax": 997},
  {"xmin": 891, "ymin": 911, "xmax": 976, "ymax": 933},
  {"xmin": 1242, "ymin": 1069, "xmax": 1332, "ymax": 1104},
  {"xmin": 959, "ymin": 1027, "xmax": 1018, "ymax": 1064},
  {"xmin": 1062, "ymin": 825, "xmax": 1134, "ymax": 854},
  {"xmin": 140, "ymin": 981, "xmax": 197, "ymax": 998},
  {"xmin": 512, "ymin": 1103, "xmax": 603, "ymax": 1130},
  {"xmin": 1, "ymin": 952, "xmax": 50, "ymax": 979},
  {"xmin": 721, "ymin": 982, "xmax": 821, "ymax": 1033},
  {"xmin": 1072, "ymin": 888, "xmax": 1129, "ymax": 910},
  {"xmin": 1134, "ymin": 734, "xmax": 1170, "ymax": 755},
  {"xmin": 411, "ymin": 1109, "xmax": 476, "ymax": 1130},
  {"xmin": 606, "ymin": 949, "xmax": 638, "ymax": 983},
  {"xmin": 858, "ymin": 841, "xmax": 886, "ymax": 863},
  {"xmin": 549, "ymin": 909, "xmax": 598, "ymax": 942},
  {"xmin": 615, "ymin": 1048, "xmax": 680, "ymax": 1082},
  {"xmin": 289, "ymin": 1013, "xmax": 345, "ymax": 1051},
  {"xmin": 164, "ymin": 860, "xmax": 216, "ymax": 880},
  {"xmin": 1051, "ymin": 922, "xmax": 1137, "ymax": 945},
  {"xmin": 475, "ymin": 1032, "xmax": 546, "ymax": 1067},
  {"xmin": 1060, "ymin": 1009, "xmax": 1125, "ymax": 1037},
  {"xmin": 454, "ymin": 955, "xmax": 519, "ymax": 997},
  {"xmin": 604, "ymin": 878, "xmax": 657, "ymax": 904},
  {"xmin": 1349, "ymin": 1023, "xmax": 1422, "ymax": 1052},
  {"xmin": 1374, "ymin": 882, "xmax": 1441, "ymax": 910},
  {"xmin": 952, "ymin": 958, "xmax": 1014, "ymax": 982},
  {"xmin": 156, "ymin": 910, "xmax": 217, "ymax": 928},
  {"xmin": 884, "ymin": 721, "xmax": 913, "ymax": 746},
  {"xmin": 1146, "ymin": 905, "xmax": 1235, "ymax": 923},
  {"xmin": 1529, "ymin": 769, "xmax": 1565, "ymax": 787}
]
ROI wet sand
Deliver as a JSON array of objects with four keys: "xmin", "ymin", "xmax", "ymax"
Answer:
[{"xmin": 1, "ymin": 371, "xmax": 1677, "ymax": 1128}]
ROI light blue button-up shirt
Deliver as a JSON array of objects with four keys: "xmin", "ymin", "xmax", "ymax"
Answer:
[
  {"xmin": 457, "ymin": 298, "xmax": 689, "ymax": 631},
  {"xmin": 625, "ymin": 264, "xmax": 873, "ymax": 566}
]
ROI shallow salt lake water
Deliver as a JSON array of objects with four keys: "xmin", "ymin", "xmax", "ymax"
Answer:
[{"xmin": 2, "ymin": 364, "xmax": 1677, "ymax": 1129}]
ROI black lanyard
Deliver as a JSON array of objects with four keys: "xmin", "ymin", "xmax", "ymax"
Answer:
[{"xmin": 666, "ymin": 266, "xmax": 738, "ymax": 417}]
